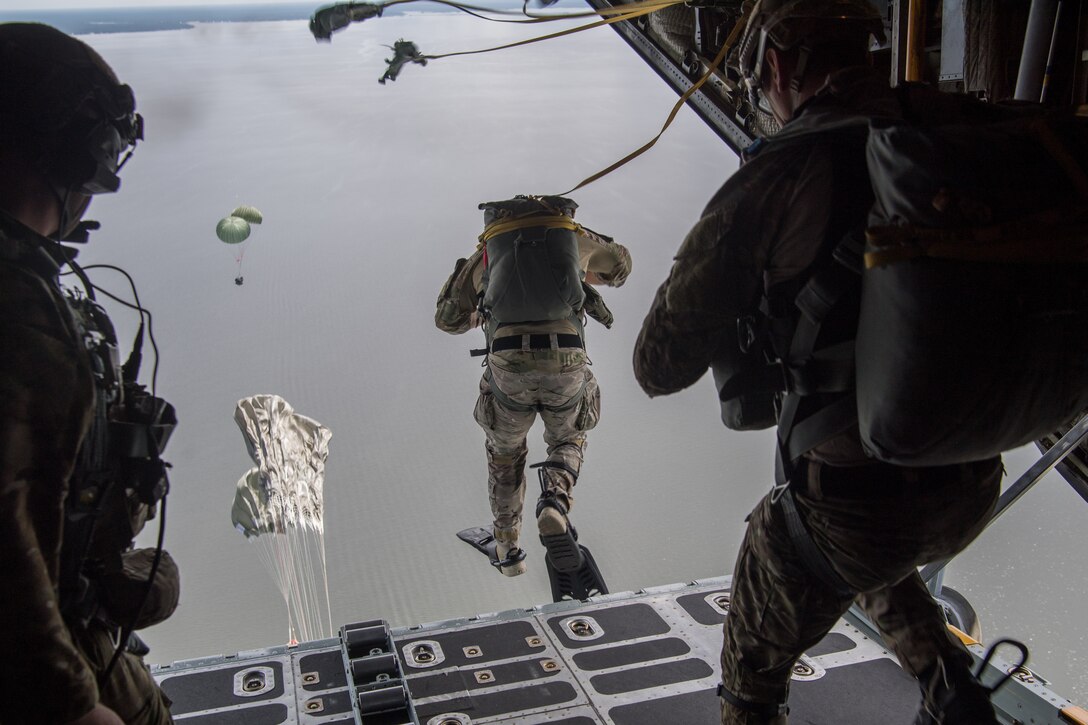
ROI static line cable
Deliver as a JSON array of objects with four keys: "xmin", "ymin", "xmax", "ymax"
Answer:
[
  {"xmin": 311, "ymin": 0, "xmax": 680, "ymax": 36},
  {"xmin": 554, "ymin": 3, "xmax": 752, "ymax": 196},
  {"xmin": 420, "ymin": 0, "xmax": 682, "ymax": 60},
  {"xmin": 384, "ymin": 0, "xmax": 600, "ymax": 21}
]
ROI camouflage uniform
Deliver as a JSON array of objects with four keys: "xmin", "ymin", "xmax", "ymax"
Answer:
[
  {"xmin": 475, "ymin": 336, "xmax": 600, "ymax": 539},
  {"xmin": 0, "ymin": 211, "xmax": 175, "ymax": 724},
  {"xmin": 634, "ymin": 67, "xmax": 1002, "ymax": 723},
  {"xmin": 438, "ymin": 227, "xmax": 630, "ymax": 545}
]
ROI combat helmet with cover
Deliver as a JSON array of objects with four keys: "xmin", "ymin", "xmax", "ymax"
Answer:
[
  {"xmin": 735, "ymin": 0, "xmax": 884, "ymax": 109},
  {"xmin": 0, "ymin": 22, "xmax": 143, "ymax": 233}
]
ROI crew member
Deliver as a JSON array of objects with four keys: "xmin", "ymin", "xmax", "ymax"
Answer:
[
  {"xmin": 633, "ymin": 3, "xmax": 1003, "ymax": 723},
  {"xmin": 0, "ymin": 22, "xmax": 178, "ymax": 725}
]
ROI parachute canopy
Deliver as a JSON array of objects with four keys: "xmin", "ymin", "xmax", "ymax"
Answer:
[
  {"xmin": 232, "ymin": 395, "xmax": 331, "ymax": 536},
  {"xmin": 231, "ymin": 395, "xmax": 333, "ymax": 644},
  {"xmin": 216, "ymin": 216, "xmax": 251, "ymax": 244},
  {"xmin": 231, "ymin": 205, "xmax": 264, "ymax": 224}
]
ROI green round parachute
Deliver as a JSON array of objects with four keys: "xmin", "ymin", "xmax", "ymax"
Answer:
[
  {"xmin": 231, "ymin": 205, "xmax": 264, "ymax": 225},
  {"xmin": 216, "ymin": 216, "xmax": 251, "ymax": 244}
]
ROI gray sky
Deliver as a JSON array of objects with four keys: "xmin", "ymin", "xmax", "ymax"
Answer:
[
  {"xmin": 5, "ymin": 3, "xmax": 1085, "ymax": 706},
  {"xmin": 0, "ymin": 0, "xmax": 303, "ymax": 9}
]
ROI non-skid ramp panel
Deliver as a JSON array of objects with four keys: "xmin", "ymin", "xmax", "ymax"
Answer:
[
  {"xmin": 154, "ymin": 640, "xmax": 357, "ymax": 724},
  {"xmin": 395, "ymin": 580, "xmax": 921, "ymax": 723},
  {"xmin": 153, "ymin": 578, "xmax": 1071, "ymax": 724}
]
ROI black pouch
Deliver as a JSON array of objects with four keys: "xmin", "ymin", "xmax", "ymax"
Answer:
[{"xmin": 711, "ymin": 314, "xmax": 777, "ymax": 431}]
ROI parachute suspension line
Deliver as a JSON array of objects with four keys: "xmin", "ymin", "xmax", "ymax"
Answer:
[
  {"xmin": 232, "ymin": 397, "xmax": 332, "ymax": 645},
  {"xmin": 372, "ymin": 0, "xmax": 674, "ymax": 22},
  {"xmin": 419, "ymin": 0, "xmax": 683, "ymax": 61},
  {"xmin": 253, "ymin": 527, "xmax": 331, "ymax": 645},
  {"xmin": 299, "ymin": 527, "xmax": 332, "ymax": 640},
  {"xmin": 235, "ymin": 243, "xmax": 248, "ymax": 279},
  {"xmin": 554, "ymin": 2, "xmax": 753, "ymax": 196}
]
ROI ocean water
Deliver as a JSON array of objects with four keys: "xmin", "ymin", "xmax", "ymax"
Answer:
[{"xmin": 12, "ymin": 9, "xmax": 1086, "ymax": 708}]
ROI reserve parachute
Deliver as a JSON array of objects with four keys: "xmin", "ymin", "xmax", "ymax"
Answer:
[{"xmin": 231, "ymin": 394, "xmax": 333, "ymax": 645}]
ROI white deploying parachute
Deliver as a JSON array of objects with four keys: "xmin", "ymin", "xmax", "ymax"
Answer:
[{"xmin": 232, "ymin": 395, "xmax": 333, "ymax": 645}]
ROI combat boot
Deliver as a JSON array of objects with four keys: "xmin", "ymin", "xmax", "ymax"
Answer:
[
  {"xmin": 537, "ymin": 491, "xmax": 583, "ymax": 573},
  {"xmin": 914, "ymin": 659, "xmax": 998, "ymax": 725},
  {"xmin": 493, "ymin": 527, "xmax": 526, "ymax": 577}
]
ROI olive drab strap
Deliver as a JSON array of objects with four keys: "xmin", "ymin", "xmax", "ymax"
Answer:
[
  {"xmin": 479, "ymin": 213, "xmax": 582, "ymax": 243},
  {"xmin": 554, "ymin": 2, "xmax": 753, "ymax": 197},
  {"xmin": 761, "ymin": 235, "xmax": 864, "ymax": 601},
  {"xmin": 713, "ymin": 232, "xmax": 864, "ymax": 489}
]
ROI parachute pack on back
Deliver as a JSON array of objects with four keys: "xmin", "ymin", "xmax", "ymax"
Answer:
[
  {"xmin": 478, "ymin": 195, "xmax": 585, "ymax": 325},
  {"xmin": 718, "ymin": 94, "xmax": 1088, "ymax": 468},
  {"xmin": 855, "ymin": 109, "xmax": 1088, "ymax": 464}
]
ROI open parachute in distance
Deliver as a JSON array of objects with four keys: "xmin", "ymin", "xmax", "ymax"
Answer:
[
  {"xmin": 231, "ymin": 394, "xmax": 333, "ymax": 646},
  {"xmin": 215, "ymin": 204, "xmax": 263, "ymax": 285}
]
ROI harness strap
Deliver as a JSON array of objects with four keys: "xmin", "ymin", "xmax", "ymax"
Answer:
[
  {"xmin": 479, "ymin": 214, "xmax": 580, "ymax": 243},
  {"xmin": 779, "ymin": 488, "xmax": 855, "ymax": 599},
  {"xmin": 530, "ymin": 460, "xmax": 580, "ymax": 481},
  {"xmin": 491, "ymin": 333, "xmax": 584, "ymax": 353},
  {"xmin": 784, "ymin": 394, "xmax": 857, "ymax": 465},
  {"xmin": 773, "ymin": 234, "xmax": 864, "ymax": 486},
  {"xmin": 717, "ymin": 684, "xmax": 789, "ymax": 718}
]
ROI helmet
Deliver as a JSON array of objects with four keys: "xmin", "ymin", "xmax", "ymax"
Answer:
[
  {"xmin": 735, "ymin": 0, "xmax": 884, "ymax": 108},
  {"xmin": 0, "ymin": 23, "xmax": 143, "ymax": 195}
]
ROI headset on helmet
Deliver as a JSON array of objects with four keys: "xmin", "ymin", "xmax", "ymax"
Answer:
[
  {"xmin": 0, "ymin": 22, "xmax": 143, "ymax": 197},
  {"xmin": 734, "ymin": 0, "xmax": 885, "ymax": 112}
]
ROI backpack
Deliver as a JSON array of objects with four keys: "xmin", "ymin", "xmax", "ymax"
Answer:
[
  {"xmin": 719, "ymin": 101, "xmax": 1088, "ymax": 469},
  {"xmin": 478, "ymin": 195, "xmax": 586, "ymax": 326},
  {"xmin": 857, "ymin": 110, "xmax": 1088, "ymax": 464}
]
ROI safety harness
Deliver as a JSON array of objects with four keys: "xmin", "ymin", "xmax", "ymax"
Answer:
[{"xmin": 716, "ymin": 133, "xmax": 873, "ymax": 601}]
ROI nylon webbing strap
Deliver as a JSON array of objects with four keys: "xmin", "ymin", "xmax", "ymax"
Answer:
[
  {"xmin": 783, "ymin": 394, "xmax": 856, "ymax": 463},
  {"xmin": 479, "ymin": 214, "xmax": 581, "ymax": 243},
  {"xmin": 424, "ymin": 0, "xmax": 683, "ymax": 61},
  {"xmin": 530, "ymin": 459, "xmax": 580, "ymax": 480},
  {"xmin": 789, "ymin": 342, "xmax": 855, "ymax": 396},
  {"xmin": 864, "ymin": 222, "xmax": 1088, "ymax": 268},
  {"xmin": 779, "ymin": 488, "xmax": 854, "ymax": 599},
  {"xmin": 717, "ymin": 684, "xmax": 788, "ymax": 718},
  {"xmin": 773, "ymin": 234, "xmax": 862, "ymax": 485},
  {"xmin": 554, "ymin": 2, "xmax": 753, "ymax": 196}
]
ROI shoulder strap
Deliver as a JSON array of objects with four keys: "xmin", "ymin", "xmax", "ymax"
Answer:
[{"xmin": 772, "ymin": 233, "xmax": 864, "ymax": 486}]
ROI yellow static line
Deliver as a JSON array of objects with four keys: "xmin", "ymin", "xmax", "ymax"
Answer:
[
  {"xmin": 1061, "ymin": 705, "xmax": 1088, "ymax": 724},
  {"xmin": 946, "ymin": 624, "xmax": 979, "ymax": 647}
]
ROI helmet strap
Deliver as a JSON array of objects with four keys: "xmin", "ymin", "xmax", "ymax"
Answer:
[{"xmin": 791, "ymin": 43, "xmax": 812, "ymax": 93}]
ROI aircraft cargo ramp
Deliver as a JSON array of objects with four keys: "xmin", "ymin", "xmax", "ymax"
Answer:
[{"xmin": 152, "ymin": 577, "xmax": 1081, "ymax": 725}]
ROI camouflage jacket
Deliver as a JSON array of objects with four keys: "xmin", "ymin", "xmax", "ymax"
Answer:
[
  {"xmin": 0, "ymin": 210, "xmax": 101, "ymax": 721},
  {"xmin": 633, "ymin": 66, "xmax": 905, "ymax": 464},
  {"xmin": 435, "ymin": 225, "xmax": 632, "ymax": 337}
]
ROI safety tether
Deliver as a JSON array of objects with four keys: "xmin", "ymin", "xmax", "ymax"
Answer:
[
  {"xmin": 419, "ymin": 0, "xmax": 687, "ymax": 61},
  {"xmin": 553, "ymin": 3, "xmax": 753, "ymax": 195}
]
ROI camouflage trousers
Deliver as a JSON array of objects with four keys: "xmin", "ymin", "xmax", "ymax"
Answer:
[
  {"xmin": 473, "ymin": 348, "xmax": 600, "ymax": 544},
  {"xmin": 720, "ymin": 457, "xmax": 1002, "ymax": 724}
]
